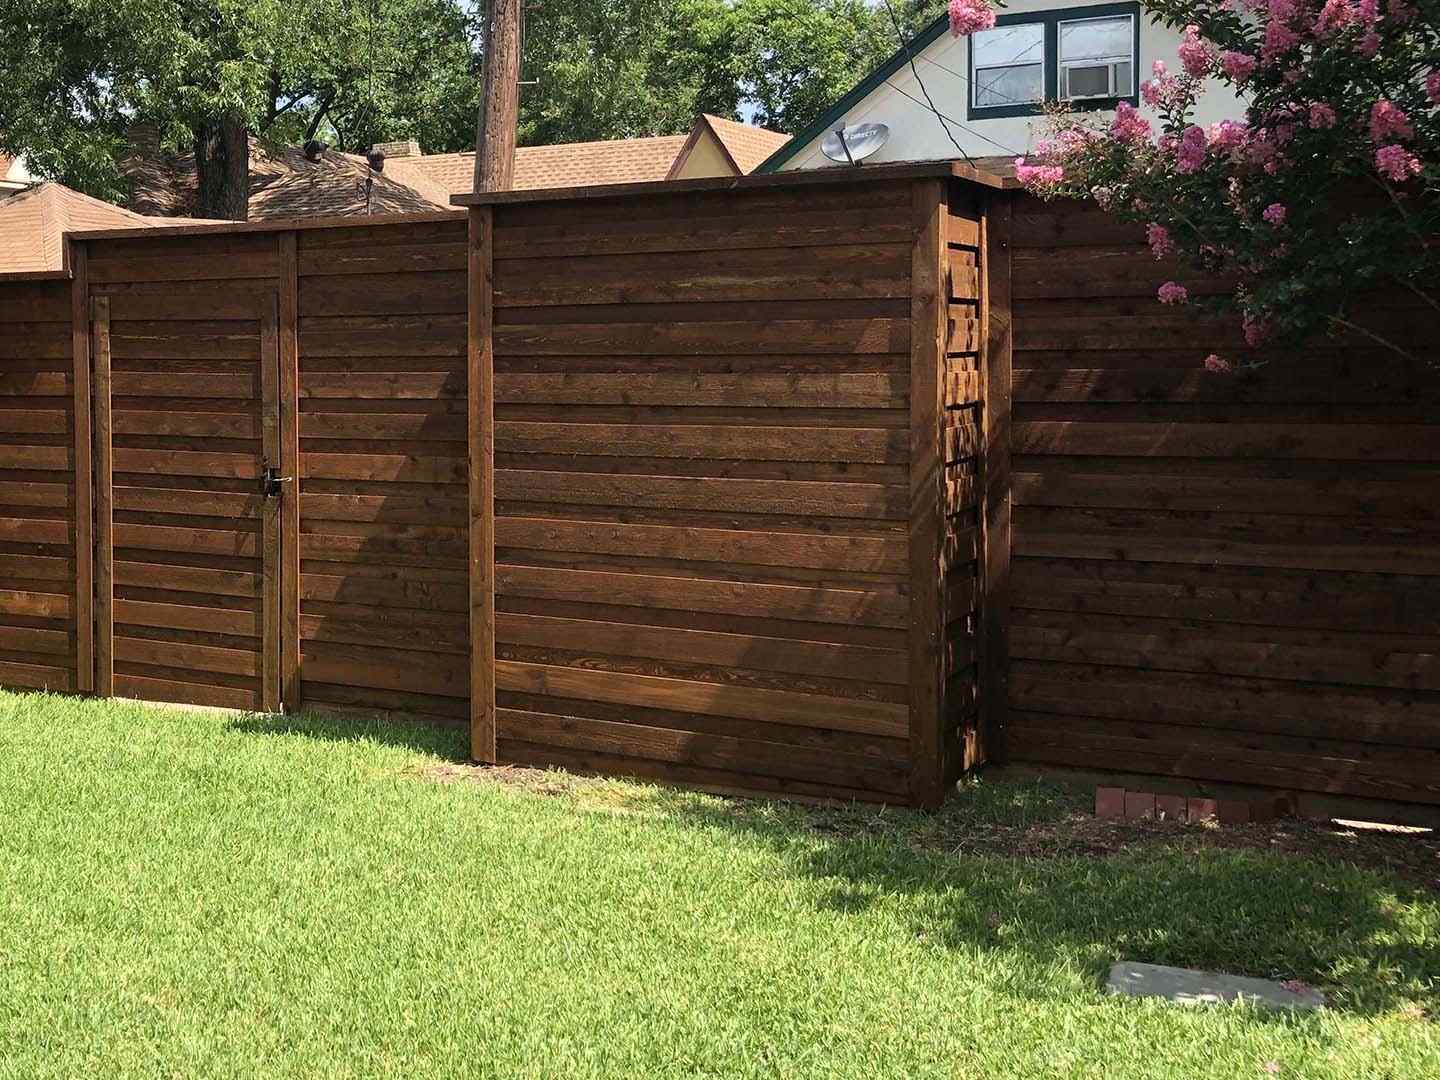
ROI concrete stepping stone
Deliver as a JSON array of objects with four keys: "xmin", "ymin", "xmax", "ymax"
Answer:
[{"xmin": 1107, "ymin": 962, "xmax": 1326, "ymax": 1011}]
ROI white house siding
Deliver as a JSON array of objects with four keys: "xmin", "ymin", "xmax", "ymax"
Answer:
[{"xmin": 777, "ymin": 2, "xmax": 1245, "ymax": 170}]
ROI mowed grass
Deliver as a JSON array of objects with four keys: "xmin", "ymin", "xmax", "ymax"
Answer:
[{"xmin": 1, "ymin": 690, "xmax": 1436, "ymax": 1079}]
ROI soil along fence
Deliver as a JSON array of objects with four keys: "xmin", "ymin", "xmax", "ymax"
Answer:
[{"xmin": 0, "ymin": 167, "xmax": 1436, "ymax": 818}]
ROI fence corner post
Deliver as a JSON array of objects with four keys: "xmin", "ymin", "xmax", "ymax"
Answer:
[{"xmin": 468, "ymin": 206, "xmax": 497, "ymax": 764}]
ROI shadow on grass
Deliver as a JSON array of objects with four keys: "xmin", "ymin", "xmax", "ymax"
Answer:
[
  {"xmin": 218, "ymin": 708, "xmax": 1437, "ymax": 1019},
  {"xmin": 654, "ymin": 784, "xmax": 1439, "ymax": 1019},
  {"xmin": 224, "ymin": 708, "xmax": 470, "ymax": 762}
]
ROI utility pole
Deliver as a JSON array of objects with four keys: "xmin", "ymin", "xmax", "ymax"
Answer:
[{"xmin": 473, "ymin": 0, "xmax": 521, "ymax": 192}]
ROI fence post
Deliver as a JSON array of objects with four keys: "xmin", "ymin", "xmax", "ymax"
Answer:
[
  {"xmin": 278, "ymin": 231, "xmax": 301, "ymax": 712},
  {"xmin": 90, "ymin": 294, "xmax": 114, "ymax": 697},
  {"xmin": 68, "ymin": 242, "xmax": 94, "ymax": 694},
  {"xmin": 468, "ymin": 206, "xmax": 497, "ymax": 763},
  {"xmin": 979, "ymin": 191, "xmax": 1013, "ymax": 763},
  {"xmin": 908, "ymin": 179, "xmax": 948, "ymax": 809}
]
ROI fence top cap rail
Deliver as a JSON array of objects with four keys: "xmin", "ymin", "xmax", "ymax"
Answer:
[
  {"xmin": 0, "ymin": 269, "xmax": 74, "ymax": 283},
  {"xmin": 450, "ymin": 160, "xmax": 1015, "ymax": 207},
  {"xmin": 64, "ymin": 208, "xmax": 466, "ymax": 243}
]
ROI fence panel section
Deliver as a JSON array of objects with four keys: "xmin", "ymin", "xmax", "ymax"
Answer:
[
  {"xmin": 1005, "ymin": 193, "xmax": 1440, "ymax": 811},
  {"xmin": 0, "ymin": 278, "xmax": 80, "ymax": 693}
]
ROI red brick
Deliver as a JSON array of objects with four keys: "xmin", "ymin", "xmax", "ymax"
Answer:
[
  {"xmin": 1155, "ymin": 794, "xmax": 1187, "ymax": 822},
  {"xmin": 1095, "ymin": 787, "xmax": 1126, "ymax": 820},
  {"xmin": 1188, "ymin": 797, "xmax": 1218, "ymax": 822},
  {"xmin": 1125, "ymin": 791, "xmax": 1156, "ymax": 821},
  {"xmin": 1218, "ymin": 799, "xmax": 1251, "ymax": 825}
]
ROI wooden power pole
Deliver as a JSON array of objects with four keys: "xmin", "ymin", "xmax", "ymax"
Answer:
[{"xmin": 473, "ymin": 0, "xmax": 522, "ymax": 192}]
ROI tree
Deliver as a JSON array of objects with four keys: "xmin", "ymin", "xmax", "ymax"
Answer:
[
  {"xmin": 978, "ymin": 0, "xmax": 1440, "ymax": 370},
  {"xmin": 0, "ymin": 0, "xmax": 474, "ymax": 218}
]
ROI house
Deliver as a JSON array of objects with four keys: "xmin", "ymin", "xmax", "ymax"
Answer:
[
  {"xmin": 123, "ymin": 114, "xmax": 789, "ymax": 221},
  {"xmin": 0, "ymin": 181, "xmax": 211, "ymax": 275},
  {"xmin": 1, "ymin": 152, "xmax": 34, "ymax": 196},
  {"xmin": 756, "ymin": 2, "xmax": 1244, "ymax": 174}
]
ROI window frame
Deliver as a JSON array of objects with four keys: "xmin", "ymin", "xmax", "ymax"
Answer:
[{"xmin": 966, "ymin": 2, "xmax": 1142, "ymax": 121}]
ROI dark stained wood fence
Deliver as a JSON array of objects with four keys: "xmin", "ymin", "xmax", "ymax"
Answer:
[
  {"xmin": 1004, "ymin": 193, "xmax": 1440, "ymax": 815},
  {"xmin": 471, "ymin": 175, "xmax": 978, "ymax": 804},
  {"xmin": 0, "ymin": 274, "xmax": 86, "ymax": 694},
  {"xmin": 2, "ymin": 169, "xmax": 1436, "ymax": 818}
]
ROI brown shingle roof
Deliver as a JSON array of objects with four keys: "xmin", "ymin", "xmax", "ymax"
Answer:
[
  {"xmin": 122, "ymin": 138, "xmax": 452, "ymax": 221},
  {"xmin": 389, "ymin": 133, "xmax": 692, "ymax": 195},
  {"xmin": 0, "ymin": 182, "xmax": 203, "ymax": 274},
  {"xmin": 701, "ymin": 115, "xmax": 791, "ymax": 174}
]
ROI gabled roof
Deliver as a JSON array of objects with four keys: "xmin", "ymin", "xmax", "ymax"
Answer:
[
  {"xmin": 0, "ymin": 182, "xmax": 204, "ymax": 274},
  {"xmin": 754, "ymin": 13, "xmax": 953, "ymax": 174},
  {"xmin": 667, "ymin": 115, "xmax": 792, "ymax": 178}
]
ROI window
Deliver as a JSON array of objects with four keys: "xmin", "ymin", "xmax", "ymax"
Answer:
[{"xmin": 968, "ymin": 3, "xmax": 1140, "ymax": 119}]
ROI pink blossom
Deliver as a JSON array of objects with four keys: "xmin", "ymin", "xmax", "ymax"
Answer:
[
  {"xmin": 1157, "ymin": 281, "xmax": 1189, "ymax": 305},
  {"xmin": 1375, "ymin": 144, "xmax": 1422, "ymax": 182},
  {"xmin": 949, "ymin": 0, "xmax": 996, "ymax": 36},
  {"xmin": 1427, "ymin": 71, "xmax": 1440, "ymax": 105},
  {"xmin": 1358, "ymin": 30, "xmax": 1380, "ymax": 56},
  {"xmin": 1243, "ymin": 315, "xmax": 1270, "ymax": 346},
  {"xmin": 1313, "ymin": 0, "xmax": 1355, "ymax": 34},
  {"xmin": 1209, "ymin": 119, "xmax": 1248, "ymax": 152},
  {"xmin": 1147, "ymin": 223, "xmax": 1175, "ymax": 259},
  {"xmin": 1268, "ymin": 0, "xmax": 1299, "ymax": 19},
  {"xmin": 1110, "ymin": 102, "xmax": 1152, "ymax": 144},
  {"xmin": 1370, "ymin": 100, "xmax": 1413, "ymax": 144},
  {"xmin": 1263, "ymin": 202, "xmax": 1287, "ymax": 226},
  {"xmin": 1262, "ymin": 20, "xmax": 1301, "ymax": 63},
  {"xmin": 1177, "ymin": 25, "xmax": 1216, "ymax": 78},
  {"xmin": 1152, "ymin": 60, "xmax": 1167, "ymax": 77},
  {"xmin": 1390, "ymin": 0, "xmax": 1418, "ymax": 23},
  {"xmin": 1220, "ymin": 51, "xmax": 1257, "ymax": 83},
  {"xmin": 1175, "ymin": 125, "xmax": 1208, "ymax": 173},
  {"xmin": 1308, "ymin": 103, "xmax": 1337, "ymax": 129},
  {"xmin": 1203, "ymin": 354, "xmax": 1233, "ymax": 374},
  {"xmin": 1013, "ymin": 157, "xmax": 1065, "ymax": 189},
  {"xmin": 1357, "ymin": 0, "xmax": 1378, "ymax": 20}
]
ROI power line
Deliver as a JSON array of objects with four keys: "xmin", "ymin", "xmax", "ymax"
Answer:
[
  {"xmin": 882, "ymin": 80, "xmax": 1026, "ymax": 158},
  {"xmin": 878, "ymin": 0, "xmax": 973, "ymax": 164}
]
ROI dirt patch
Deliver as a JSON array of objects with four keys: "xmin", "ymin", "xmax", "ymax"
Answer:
[{"xmin": 417, "ymin": 761, "xmax": 1440, "ymax": 891}]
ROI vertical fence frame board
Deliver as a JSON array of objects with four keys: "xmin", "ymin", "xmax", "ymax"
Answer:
[
  {"xmin": 979, "ymin": 191, "xmax": 1013, "ymax": 764},
  {"xmin": 69, "ymin": 243, "xmax": 94, "ymax": 693},
  {"xmin": 908, "ymin": 179, "xmax": 949, "ymax": 808},
  {"xmin": 468, "ymin": 206, "xmax": 497, "ymax": 762},
  {"xmin": 90, "ymin": 294, "xmax": 114, "ymax": 697},
  {"xmin": 277, "ymin": 231, "xmax": 301, "ymax": 712},
  {"xmin": 259, "ymin": 294, "xmax": 283, "ymax": 713}
]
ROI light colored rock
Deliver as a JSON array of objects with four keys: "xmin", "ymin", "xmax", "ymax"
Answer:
[{"xmin": 1106, "ymin": 962, "xmax": 1326, "ymax": 1011}]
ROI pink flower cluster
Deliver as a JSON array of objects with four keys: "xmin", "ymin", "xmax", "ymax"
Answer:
[
  {"xmin": 1263, "ymin": 202, "xmax": 1287, "ymax": 225},
  {"xmin": 1013, "ymin": 157, "xmax": 1065, "ymax": 189},
  {"xmin": 1208, "ymin": 119, "xmax": 1248, "ymax": 153},
  {"xmin": 1375, "ymin": 144, "xmax": 1422, "ymax": 182},
  {"xmin": 1175, "ymin": 125, "xmax": 1208, "ymax": 173},
  {"xmin": 1177, "ymin": 25, "xmax": 1216, "ymax": 78},
  {"xmin": 1203, "ymin": 354, "xmax": 1233, "ymax": 374},
  {"xmin": 1110, "ymin": 102, "xmax": 1152, "ymax": 144},
  {"xmin": 1219, "ymin": 50, "xmax": 1257, "ymax": 83},
  {"xmin": 1369, "ymin": 100, "xmax": 1412, "ymax": 143},
  {"xmin": 948, "ymin": 0, "xmax": 996, "ymax": 36},
  {"xmin": 1308, "ymin": 102, "xmax": 1337, "ymax": 129},
  {"xmin": 1157, "ymin": 281, "xmax": 1189, "ymax": 305},
  {"xmin": 1141, "ymin": 61, "xmax": 1188, "ymax": 111},
  {"xmin": 1147, "ymin": 223, "xmax": 1175, "ymax": 259}
]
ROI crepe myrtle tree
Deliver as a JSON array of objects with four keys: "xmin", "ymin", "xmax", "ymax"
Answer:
[{"xmin": 948, "ymin": 0, "xmax": 1439, "ymax": 372}]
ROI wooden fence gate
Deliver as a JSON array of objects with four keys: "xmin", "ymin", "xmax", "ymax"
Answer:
[{"xmin": 89, "ymin": 274, "xmax": 290, "ymax": 712}]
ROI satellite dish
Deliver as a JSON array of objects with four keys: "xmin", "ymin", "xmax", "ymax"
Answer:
[{"xmin": 821, "ymin": 123, "xmax": 890, "ymax": 165}]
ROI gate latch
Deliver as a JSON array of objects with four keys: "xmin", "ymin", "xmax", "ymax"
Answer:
[{"xmin": 262, "ymin": 466, "xmax": 291, "ymax": 498}]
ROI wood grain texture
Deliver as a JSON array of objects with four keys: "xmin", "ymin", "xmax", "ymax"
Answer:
[
  {"xmin": 1004, "ymin": 192, "xmax": 1440, "ymax": 810},
  {"xmin": 279, "ymin": 231, "xmax": 302, "ymax": 712},
  {"xmin": 91, "ymin": 295, "xmax": 114, "ymax": 696},
  {"xmin": 469, "ymin": 207, "xmax": 497, "ymax": 762},
  {"xmin": 260, "ymin": 294, "xmax": 282, "ymax": 712},
  {"xmin": 69, "ymin": 249, "xmax": 94, "ymax": 693}
]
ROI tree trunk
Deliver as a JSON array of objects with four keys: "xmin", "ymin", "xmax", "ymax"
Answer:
[
  {"xmin": 473, "ymin": 0, "xmax": 521, "ymax": 193},
  {"xmin": 194, "ymin": 116, "xmax": 250, "ymax": 221}
]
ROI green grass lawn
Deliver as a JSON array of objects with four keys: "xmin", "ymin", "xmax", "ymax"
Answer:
[{"xmin": 1, "ymin": 689, "xmax": 1436, "ymax": 1079}]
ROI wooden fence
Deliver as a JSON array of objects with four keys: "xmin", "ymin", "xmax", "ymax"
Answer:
[
  {"xmin": 1, "ymin": 166, "xmax": 1436, "ymax": 819},
  {"xmin": 1003, "ymin": 193, "xmax": 1440, "ymax": 819}
]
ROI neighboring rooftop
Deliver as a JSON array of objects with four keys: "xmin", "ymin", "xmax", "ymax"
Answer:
[
  {"xmin": 0, "ymin": 181, "xmax": 209, "ymax": 274},
  {"xmin": 120, "ymin": 115, "xmax": 789, "ymax": 221}
]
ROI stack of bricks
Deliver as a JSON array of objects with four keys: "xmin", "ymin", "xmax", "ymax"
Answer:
[{"xmin": 1095, "ymin": 787, "xmax": 1288, "ymax": 825}]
